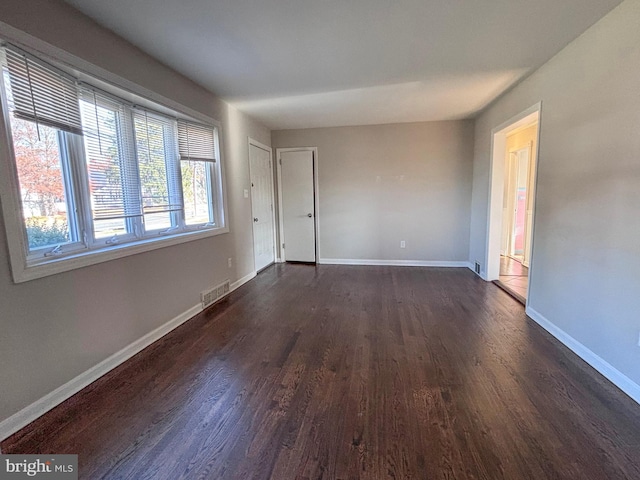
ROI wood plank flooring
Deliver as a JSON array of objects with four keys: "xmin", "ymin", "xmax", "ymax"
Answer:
[
  {"xmin": 499, "ymin": 256, "xmax": 528, "ymax": 277},
  {"xmin": 496, "ymin": 256, "xmax": 529, "ymax": 303},
  {"xmin": 3, "ymin": 264, "xmax": 640, "ymax": 479}
]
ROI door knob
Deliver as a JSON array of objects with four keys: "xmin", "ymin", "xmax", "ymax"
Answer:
[
  {"xmin": 307, "ymin": 213, "xmax": 313, "ymax": 218},
  {"xmin": 253, "ymin": 217, "xmax": 258, "ymax": 222}
]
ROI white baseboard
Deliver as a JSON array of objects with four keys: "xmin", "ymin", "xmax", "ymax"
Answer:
[
  {"xmin": 319, "ymin": 258, "xmax": 472, "ymax": 268},
  {"xmin": 231, "ymin": 270, "xmax": 256, "ymax": 291},
  {"xmin": 0, "ymin": 270, "xmax": 258, "ymax": 442},
  {"xmin": 526, "ymin": 306, "xmax": 640, "ymax": 405}
]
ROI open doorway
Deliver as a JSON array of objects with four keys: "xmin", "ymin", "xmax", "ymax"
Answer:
[{"xmin": 486, "ymin": 104, "xmax": 540, "ymax": 304}]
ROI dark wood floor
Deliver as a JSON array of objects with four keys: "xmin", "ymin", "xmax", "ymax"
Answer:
[{"xmin": 3, "ymin": 265, "xmax": 640, "ymax": 479}]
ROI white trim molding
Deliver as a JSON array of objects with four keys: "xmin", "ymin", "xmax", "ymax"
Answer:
[
  {"xmin": 319, "ymin": 258, "xmax": 472, "ymax": 268},
  {"xmin": 526, "ymin": 306, "xmax": 640, "ymax": 405},
  {"xmin": 0, "ymin": 270, "xmax": 257, "ymax": 442},
  {"xmin": 231, "ymin": 270, "xmax": 257, "ymax": 291},
  {"xmin": 485, "ymin": 103, "xmax": 541, "ymax": 283}
]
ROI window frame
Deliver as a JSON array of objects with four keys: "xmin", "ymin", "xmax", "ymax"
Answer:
[
  {"xmin": 77, "ymin": 90, "xmax": 140, "ymax": 247},
  {"xmin": 14, "ymin": 125, "xmax": 86, "ymax": 262},
  {"xmin": 180, "ymin": 131, "xmax": 223, "ymax": 230},
  {"xmin": 132, "ymin": 108, "xmax": 183, "ymax": 236},
  {"xmin": 0, "ymin": 42, "xmax": 229, "ymax": 283}
]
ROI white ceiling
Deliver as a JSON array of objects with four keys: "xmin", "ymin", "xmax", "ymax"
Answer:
[{"xmin": 65, "ymin": 0, "xmax": 621, "ymax": 129}]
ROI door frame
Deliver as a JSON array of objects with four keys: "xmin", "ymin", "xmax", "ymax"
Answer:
[
  {"xmin": 486, "ymin": 103, "xmax": 541, "ymax": 305},
  {"xmin": 275, "ymin": 147, "xmax": 320, "ymax": 263},
  {"xmin": 248, "ymin": 137, "xmax": 277, "ymax": 271}
]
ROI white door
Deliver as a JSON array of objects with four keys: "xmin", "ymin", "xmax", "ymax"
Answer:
[
  {"xmin": 280, "ymin": 150, "xmax": 316, "ymax": 262},
  {"xmin": 249, "ymin": 143, "xmax": 275, "ymax": 271}
]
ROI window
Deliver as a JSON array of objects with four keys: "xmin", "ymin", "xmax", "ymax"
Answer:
[
  {"xmin": 0, "ymin": 44, "xmax": 226, "ymax": 282},
  {"xmin": 178, "ymin": 120, "xmax": 218, "ymax": 227},
  {"xmin": 79, "ymin": 89, "xmax": 137, "ymax": 241},
  {"xmin": 9, "ymin": 118, "xmax": 79, "ymax": 253},
  {"xmin": 133, "ymin": 110, "xmax": 182, "ymax": 233}
]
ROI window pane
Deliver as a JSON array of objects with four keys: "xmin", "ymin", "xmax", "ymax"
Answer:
[
  {"xmin": 80, "ymin": 99, "xmax": 129, "ymax": 238},
  {"xmin": 143, "ymin": 212, "xmax": 172, "ymax": 231},
  {"xmin": 9, "ymin": 117, "xmax": 73, "ymax": 250},
  {"xmin": 181, "ymin": 160, "xmax": 212, "ymax": 225},
  {"xmin": 92, "ymin": 219, "xmax": 127, "ymax": 238},
  {"xmin": 134, "ymin": 113, "xmax": 179, "ymax": 232}
]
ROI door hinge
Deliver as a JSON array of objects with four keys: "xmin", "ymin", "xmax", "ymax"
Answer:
[
  {"xmin": 279, "ymin": 158, "xmax": 282, "ymax": 165},
  {"xmin": 282, "ymin": 243, "xmax": 285, "ymax": 249}
]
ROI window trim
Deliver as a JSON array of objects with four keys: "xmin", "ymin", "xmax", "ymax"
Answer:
[{"xmin": 0, "ymin": 35, "xmax": 229, "ymax": 284}]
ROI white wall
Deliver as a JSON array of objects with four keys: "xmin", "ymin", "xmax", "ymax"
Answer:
[
  {"xmin": 0, "ymin": 0, "xmax": 270, "ymax": 426},
  {"xmin": 469, "ymin": 0, "xmax": 640, "ymax": 387},
  {"xmin": 272, "ymin": 121, "xmax": 474, "ymax": 264}
]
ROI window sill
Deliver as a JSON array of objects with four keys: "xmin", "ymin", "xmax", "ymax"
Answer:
[{"xmin": 12, "ymin": 225, "xmax": 229, "ymax": 283}]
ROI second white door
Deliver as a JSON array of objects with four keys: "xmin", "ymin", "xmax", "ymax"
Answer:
[
  {"xmin": 249, "ymin": 142, "xmax": 275, "ymax": 271},
  {"xmin": 279, "ymin": 150, "xmax": 316, "ymax": 262}
]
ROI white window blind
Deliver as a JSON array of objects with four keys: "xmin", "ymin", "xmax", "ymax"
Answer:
[
  {"xmin": 5, "ymin": 45, "xmax": 83, "ymax": 135},
  {"xmin": 79, "ymin": 88, "xmax": 141, "ymax": 226},
  {"xmin": 177, "ymin": 120, "xmax": 216, "ymax": 162}
]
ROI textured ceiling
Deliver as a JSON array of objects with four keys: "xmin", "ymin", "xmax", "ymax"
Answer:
[{"xmin": 65, "ymin": 0, "xmax": 622, "ymax": 129}]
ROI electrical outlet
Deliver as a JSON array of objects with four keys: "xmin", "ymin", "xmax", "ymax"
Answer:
[
  {"xmin": 400, "ymin": 240, "xmax": 406, "ymax": 249},
  {"xmin": 228, "ymin": 257, "xmax": 232, "ymax": 268}
]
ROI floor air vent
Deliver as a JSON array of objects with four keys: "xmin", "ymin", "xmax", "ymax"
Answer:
[{"xmin": 201, "ymin": 280, "xmax": 231, "ymax": 308}]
